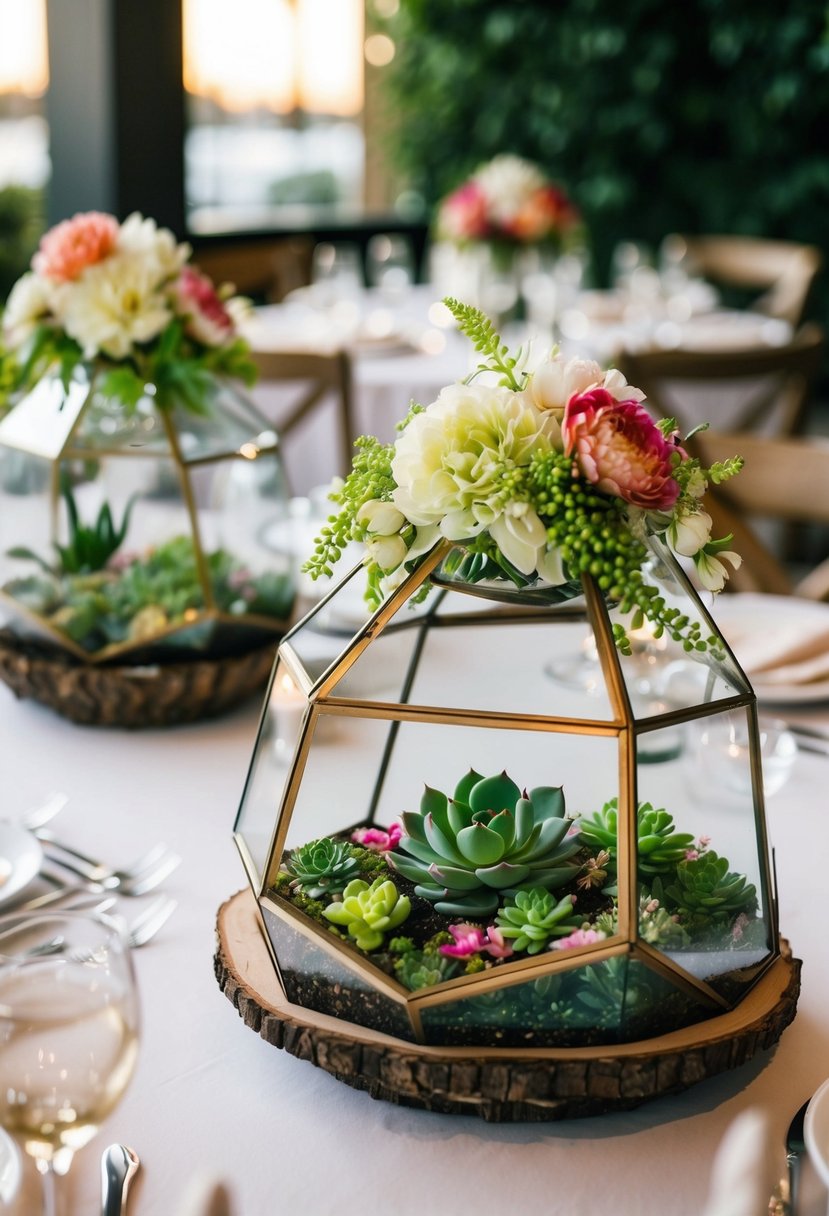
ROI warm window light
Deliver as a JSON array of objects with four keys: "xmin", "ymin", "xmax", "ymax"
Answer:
[
  {"xmin": 0, "ymin": 0, "xmax": 48, "ymax": 96},
  {"xmin": 183, "ymin": 0, "xmax": 363, "ymax": 116}
]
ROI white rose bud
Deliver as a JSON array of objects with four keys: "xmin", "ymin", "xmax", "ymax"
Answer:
[
  {"xmin": 356, "ymin": 499, "xmax": 406, "ymax": 536},
  {"xmin": 669, "ymin": 510, "xmax": 712, "ymax": 557},
  {"xmin": 366, "ymin": 534, "xmax": 408, "ymax": 572}
]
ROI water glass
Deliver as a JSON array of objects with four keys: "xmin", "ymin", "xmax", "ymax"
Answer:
[
  {"xmin": 687, "ymin": 714, "xmax": 798, "ymax": 801},
  {"xmin": 0, "ymin": 910, "xmax": 140, "ymax": 1215},
  {"xmin": 366, "ymin": 233, "xmax": 414, "ymax": 299}
]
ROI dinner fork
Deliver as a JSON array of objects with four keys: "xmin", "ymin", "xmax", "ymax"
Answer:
[
  {"xmin": 38, "ymin": 848, "xmax": 181, "ymax": 897},
  {"xmin": 38, "ymin": 840, "xmax": 181, "ymax": 892},
  {"xmin": 14, "ymin": 895, "xmax": 178, "ymax": 953}
]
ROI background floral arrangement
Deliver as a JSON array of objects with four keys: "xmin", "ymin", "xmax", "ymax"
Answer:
[
  {"xmin": 435, "ymin": 153, "xmax": 583, "ymax": 252},
  {"xmin": 306, "ymin": 298, "xmax": 744, "ymax": 651},
  {"xmin": 1, "ymin": 209, "xmax": 256, "ymax": 412}
]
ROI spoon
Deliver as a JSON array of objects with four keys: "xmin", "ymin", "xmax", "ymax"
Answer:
[{"xmin": 101, "ymin": 1143, "xmax": 140, "ymax": 1216}]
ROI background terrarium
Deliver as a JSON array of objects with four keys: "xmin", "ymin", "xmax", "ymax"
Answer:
[
  {"xmin": 231, "ymin": 306, "xmax": 797, "ymax": 1104},
  {"xmin": 0, "ymin": 212, "xmax": 295, "ymax": 720}
]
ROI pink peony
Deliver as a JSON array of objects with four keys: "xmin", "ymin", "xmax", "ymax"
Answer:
[
  {"xmin": 562, "ymin": 388, "xmax": 680, "ymax": 512},
  {"xmin": 33, "ymin": 211, "xmax": 119, "ymax": 282},
  {"xmin": 350, "ymin": 823, "xmax": 402, "ymax": 853},
  {"xmin": 438, "ymin": 182, "xmax": 490, "ymax": 242},
  {"xmin": 439, "ymin": 923, "xmax": 513, "ymax": 960},
  {"xmin": 171, "ymin": 265, "xmax": 235, "ymax": 346}
]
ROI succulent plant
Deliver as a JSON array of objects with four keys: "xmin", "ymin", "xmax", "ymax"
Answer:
[
  {"xmin": 388, "ymin": 769, "xmax": 581, "ymax": 917},
  {"xmin": 495, "ymin": 887, "xmax": 580, "ymax": 954},
  {"xmin": 323, "ymin": 877, "xmax": 411, "ymax": 951},
  {"xmin": 663, "ymin": 851, "xmax": 757, "ymax": 924},
  {"xmin": 394, "ymin": 948, "xmax": 459, "ymax": 991},
  {"xmin": 578, "ymin": 799, "xmax": 696, "ymax": 880},
  {"xmin": 286, "ymin": 837, "xmax": 361, "ymax": 898}
]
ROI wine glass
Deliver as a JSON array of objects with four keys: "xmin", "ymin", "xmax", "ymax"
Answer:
[{"xmin": 0, "ymin": 910, "xmax": 140, "ymax": 1215}]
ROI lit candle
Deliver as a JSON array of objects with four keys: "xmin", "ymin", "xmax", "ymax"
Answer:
[{"xmin": 273, "ymin": 671, "xmax": 306, "ymax": 762}]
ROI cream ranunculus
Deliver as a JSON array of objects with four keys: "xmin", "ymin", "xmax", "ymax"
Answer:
[
  {"xmin": 57, "ymin": 253, "xmax": 173, "ymax": 360},
  {"xmin": 2, "ymin": 272, "xmax": 53, "ymax": 349},
  {"xmin": 391, "ymin": 381, "xmax": 553, "ymax": 541},
  {"xmin": 668, "ymin": 509, "xmax": 713, "ymax": 557},
  {"xmin": 531, "ymin": 354, "xmax": 646, "ymax": 420}
]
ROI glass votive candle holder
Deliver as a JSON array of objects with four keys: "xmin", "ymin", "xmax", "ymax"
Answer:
[{"xmin": 686, "ymin": 714, "xmax": 798, "ymax": 800}]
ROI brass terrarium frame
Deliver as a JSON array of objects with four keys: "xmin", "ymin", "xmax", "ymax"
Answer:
[
  {"xmin": 235, "ymin": 538, "xmax": 780, "ymax": 1047},
  {"xmin": 0, "ymin": 365, "xmax": 291, "ymax": 664}
]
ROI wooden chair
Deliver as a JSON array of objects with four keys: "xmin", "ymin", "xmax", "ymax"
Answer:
[
  {"xmin": 678, "ymin": 235, "xmax": 823, "ymax": 328},
  {"xmin": 689, "ymin": 429, "xmax": 829, "ymax": 598},
  {"xmin": 617, "ymin": 323, "xmax": 826, "ymax": 438},
  {"xmin": 249, "ymin": 348, "xmax": 356, "ymax": 482},
  {"xmin": 192, "ymin": 237, "xmax": 314, "ymax": 304}
]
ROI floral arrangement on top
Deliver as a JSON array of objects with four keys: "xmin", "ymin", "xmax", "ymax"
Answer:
[
  {"xmin": 305, "ymin": 299, "xmax": 744, "ymax": 652},
  {"xmin": 435, "ymin": 153, "xmax": 583, "ymax": 252},
  {"xmin": 0, "ymin": 209, "xmax": 256, "ymax": 412}
]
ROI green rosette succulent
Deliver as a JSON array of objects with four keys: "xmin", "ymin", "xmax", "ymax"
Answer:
[
  {"xmin": 388, "ymin": 769, "xmax": 581, "ymax": 917},
  {"xmin": 286, "ymin": 838, "xmax": 361, "ymax": 899},
  {"xmin": 394, "ymin": 949, "xmax": 459, "ymax": 992},
  {"xmin": 663, "ymin": 851, "xmax": 757, "ymax": 923},
  {"xmin": 495, "ymin": 887, "xmax": 580, "ymax": 955},
  {"xmin": 579, "ymin": 799, "xmax": 696, "ymax": 880},
  {"xmin": 323, "ymin": 877, "xmax": 411, "ymax": 951}
]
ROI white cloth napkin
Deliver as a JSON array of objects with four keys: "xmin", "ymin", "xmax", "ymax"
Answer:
[
  {"xmin": 701, "ymin": 1108, "xmax": 779, "ymax": 1216},
  {"xmin": 718, "ymin": 607, "xmax": 829, "ymax": 686}
]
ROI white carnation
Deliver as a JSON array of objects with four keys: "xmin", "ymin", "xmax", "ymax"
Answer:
[
  {"xmin": 117, "ymin": 212, "xmax": 189, "ymax": 285},
  {"xmin": 3, "ymin": 272, "xmax": 53, "ymax": 348},
  {"xmin": 474, "ymin": 154, "xmax": 545, "ymax": 222},
  {"xmin": 57, "ymin": 253, "xmax": 172, "ymax": 360}
]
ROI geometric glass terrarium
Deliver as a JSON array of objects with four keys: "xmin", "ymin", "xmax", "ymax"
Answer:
[
  {"xmin": 0, "ymin": 359, "xmax": 295, "ymax": 665},
  {"xmin": 234, "ymin": 534, "xmax": 779, "ymax": 1050}
]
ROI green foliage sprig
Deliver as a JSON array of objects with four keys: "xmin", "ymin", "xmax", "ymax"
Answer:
[{"xmin": 443, "ymin": 296, "xmax": 527, "ymax": 390}]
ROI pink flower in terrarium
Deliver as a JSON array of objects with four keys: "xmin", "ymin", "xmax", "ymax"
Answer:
[
  {"xmin": 106, "ymin": 549, "xmax": 139, "ymax": 573},
  {"xmin": 171, "ymin": 265, "xmax": 235, "ymax": 346},
  {"xmin": 228, "ymin": 567, "xmax": 254, "ymax": 590},
  {"xmin": 350, "ymin": 823, "xmax": 402, "ymax": 853},
  {"xmin": 440, "ymin": 923, "xmax": 513, "ymax": 959},
  {"xmin": 562, "ymin": 388, "xmax": 680, "ymax": 513},
  {"xmin": 33, "ymin": 211, "xmax": 119, "ymax": 283},
  {"xmin": 551, "ymin": 927, "xmax": 606, "ymax": 952}
]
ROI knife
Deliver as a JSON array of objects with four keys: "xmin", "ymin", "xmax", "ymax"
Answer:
[
  {"xmin": 785, "ymin": 1100, "xmax": 808, "ymax": 1216},
  {"xmin": 101, "ymin": 1143, "xmax": 140, "ymax": 1216}
]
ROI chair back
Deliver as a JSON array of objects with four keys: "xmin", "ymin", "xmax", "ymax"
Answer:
[
  {"xmin": 617, "ymin": 323, "xmax": 825, "ymax": 437},
  {"xmin": 193, "ymin": 238, "xmax": 313, "ymax": 304},
  {"xmin": 250, "ymin": 348, "xmax": 355, "ymax": 481},
  {"xmin": 679, "ymin": 235, "xmax": 823, "ymax": 327},
  {"xmin": 690, "ymin": 429, "xmax": 829, "ymax": 597}
]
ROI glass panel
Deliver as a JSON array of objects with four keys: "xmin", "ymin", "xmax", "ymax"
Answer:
[
  {"xmin": 261, "ymin": 905, "xmax": 414, "ymax": 1040},
  {"xmin": 0, "ymin": 370, "xmax": 90, "ymax": 460},
  {"xmin": 635, "ymin": 705, "xmax": 773, "ymax": 1000},
  {"xmin": 68, "ymin": 377, "xmax": 275, "ymax": 463},
  {"xmin": 420, "ymin": 954, "xmax": 713, "ymax": 1047},
  {"xmin": 182, "ymin": 0, "xmax": 365, "ymax": 236},
  {"xmin": 234, "ymin": 659, "xmax": 306, "ymax": 880}
]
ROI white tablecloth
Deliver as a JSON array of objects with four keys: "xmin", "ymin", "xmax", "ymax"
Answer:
[{"xmin": 1, "ymin": 621, "xmax": 829, "ymax": 1214}]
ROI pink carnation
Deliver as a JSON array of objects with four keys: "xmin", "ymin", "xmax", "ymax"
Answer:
[
  {"xmin": 439, "ymin": 923, "xmax": 513, "ymax": 960},
  {"xmin": 33, "ymin": 211, "xmax": 119, "ymax": 282},
  {"xmin": 171, "ymin": 265, "xmax": 234, "ymax": 346},
  {"xmin": 562, "ymin": 388, "xmax": 680, "ymax": 512},
  {"xmin": 350, "ymin": 823, "xmax": 402, "ymax": 853},
  {"xmin": 552, "ymin": 927, "xmax": 605, "ymax": 951}
]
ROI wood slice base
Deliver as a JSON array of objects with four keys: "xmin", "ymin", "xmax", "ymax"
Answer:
[
  {"xmin": 0, "ymin": 629, "xmax": 278, "ymax": 727},
  {"xmin": 214, "ymin": 888, "xmax": 801, "ymax": 1122}
]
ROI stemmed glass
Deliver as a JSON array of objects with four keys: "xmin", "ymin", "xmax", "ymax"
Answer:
[{"xmin": 0, "ymin": 910, "xmax": 140, "ymax": 1215}]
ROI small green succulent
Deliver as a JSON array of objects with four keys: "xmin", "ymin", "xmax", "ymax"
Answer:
[
  {"xmin": 663, "ymin": 851, "xmax": 757, "ymax": 923},
  {"xmin": 495, "ymin": 887, "xmax": 580, "ymax": 954},
  {"xmin": 579, "ymin": 799, "xmax": 696, "ymax": 880},
  {"xmin": 388, "ymin": 769, "xmax": 581, "ymax": 917},
  {"xmin": 286, "ymin": 838, "xmax": 361, "ymax": 899},
  {"xmin": 595, "ymin": 894, "xmax": 690, "ymax": 949},
  {"xmin": 323, "ymin": 877, "xmax": 411, "ymax": 951},
  {"xmin": 395, "ymin": 948, "xmax": 459, "ymax": 991}
]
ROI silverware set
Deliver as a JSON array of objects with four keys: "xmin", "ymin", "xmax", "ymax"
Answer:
[{"xmin": 7, "ymin": 792, "xmax": 181, "ymax": 950}]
